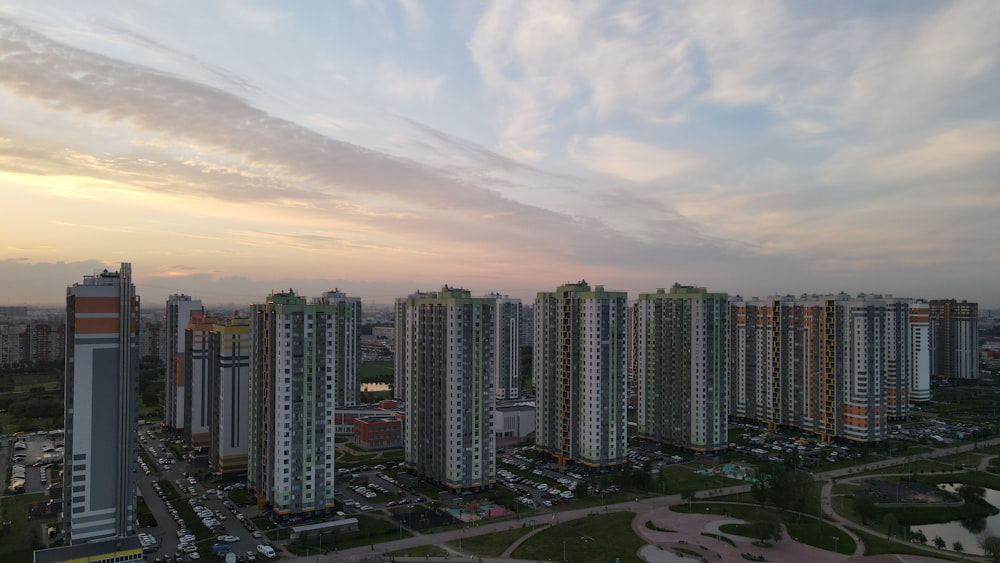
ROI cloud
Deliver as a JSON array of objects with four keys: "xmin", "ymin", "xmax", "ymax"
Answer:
[
  {"xmin": 568, "ymin": 134, "xmax": 703, "ymax": 183},
  {"xmin": 221, "ymin": 0, "xmax": 290, "ymax": 31},
  {"xmin": 0, "ymin": 17, "xmax": 759, "ymax": 293},
  {"xmin": 468, "ymin": 1, "xmax": 702, "ymax": 161},
  {"xmin": 376, "ymin": 61, "xmax": 444, "ymax": 103}
]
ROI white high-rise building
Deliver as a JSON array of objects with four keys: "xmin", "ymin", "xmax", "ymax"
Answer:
[
  {"xmin": 63, "ymin": 263, "xmax": 139, "ymax": 544},
  {"xmin": 909, "ymin": 301, "xmax": 931, "ymax": 402},
  {"xmin": 534, "ymin": 281, "xmax": 628, "ymax": 468},
  {"xmin": 248, "ymin": 289, "xmax": 359, "ymax": 518},
  {"xmin": 396, "ymin": 286, "xmax": 497, "ymax": 492},
  {"xmin": 490, "ymin": 293, "xmax": 521, "ymax": 400}
]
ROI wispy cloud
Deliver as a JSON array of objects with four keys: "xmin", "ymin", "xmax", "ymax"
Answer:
[{"xmin": 376, "ymin": 61, "xmax": 444, "ymax": 103}]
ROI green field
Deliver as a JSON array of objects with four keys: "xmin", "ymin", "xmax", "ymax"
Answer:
[
  {"xmin": 0, "ymin": 493, "xmax": 58, "ymax": 563},
  {"xmin": 0, "ymin": 369, "xmax": 64, "ymax": 434},
  {"xmin": 511, "ymin": 511, "xmax": 645, "ymax": 563}
]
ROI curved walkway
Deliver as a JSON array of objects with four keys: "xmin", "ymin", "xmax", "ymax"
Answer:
[{"xmin": 285, "ymin": 438, "xmax": 1000, "ymax": 562}]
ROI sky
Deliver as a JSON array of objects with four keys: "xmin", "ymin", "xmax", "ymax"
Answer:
[{"xmin": 1, "ymin": 1, "xmax": 999, "ymax": 307}]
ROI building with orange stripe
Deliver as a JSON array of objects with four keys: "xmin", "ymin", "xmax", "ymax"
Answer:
[
  {"xmin": 164, "ymin": 294, "xmax": 202, "ymax": 433},
  {"xmin": 730, "ymin": 293, "xmax": 929, "ymax": 443},
  {"xmin": 63, "ymin": 263, "xmax": 139, "ymax": 544},
  {"xmin": 534, "ymin": 281, "xmax": 628, "ymax": 468}
]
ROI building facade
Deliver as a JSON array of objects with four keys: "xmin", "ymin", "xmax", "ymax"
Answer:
[
  {"xmin": 165, "ymin": 294, "xmax": 202, "ymax": 433},
  {"xmin": 353, "ymin": 415, "xmax": 403, "ymax": 451},
  {"xmin": 490, "ymin": 293, "xmax": 521, "ymax": 400},
  {"xmin": 396, "ymin": 286, "xmax": 497, "ymax": 492},
  {"xmin": 533, "ymin": 281, "xmax": 627, "ymax": 468},
  {"xmin": 930, "ymin": 299, "xmax": 979, "ymax": 380},
  {"xmin": 63, "ymin": 264, "xmax": 139, "ymax": 543},
  {"xmin": 635, "ymin": 285, "xmax": 729, "ymax": 452},
  {"xmin": 248, "ymin": 290, "xmax": 358, "ymax": 518},
  {"xmin": 184, "ymin": 311, "xmax": 216, "ymax": 450},
  {"xmin": 730, "ymin": 293, "xmax": 929, "ymax": 443},
  {"xmin": 209, "ymin": 318, "xmax": 251, "ymax": 476}
]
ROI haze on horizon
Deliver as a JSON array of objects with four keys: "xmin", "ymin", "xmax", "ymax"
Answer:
[{"xmin": 1, "ymin": 2, "xmax": 998, "ymax": 308}]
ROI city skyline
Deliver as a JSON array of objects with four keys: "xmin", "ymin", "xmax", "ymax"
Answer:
[{"xmin": 2, "ymin": 2, "xmax": 999, "ymax": 307}]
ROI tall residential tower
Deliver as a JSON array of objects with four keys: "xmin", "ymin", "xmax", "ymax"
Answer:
[
  {"xmin": 209, "ymin": 318, "xmax": 252, "ymax": 476},
  {"xmin": 534, "ymin": 281, "xmax": 627, "ymax": 468},
  {"xmin": 396, "ymin": 286, "xmax": 497, "ymax": 492},
  {"xmin": 930, "ymin": 300, "xmax": 979, "ymax": 380},
  {"xmin": 165, "ymin": 294, "xmax": 202, "ymax": 433},
  {"xmin": 248, "ymin": 290, "xmax": 359, "ymax": 518},
  {"xmin": 63, "ymin": 264, "xmax": 139, "ymax": 544},
  {"xmin": 635, "ymin": 285, "xmax": 729, "ymax": 452}
]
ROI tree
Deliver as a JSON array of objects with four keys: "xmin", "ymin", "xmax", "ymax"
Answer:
[
  {"xmin": 681, "ymin": 489, "xmax": 696, "ymax": 512},
  {"xmin": 852, "ymin": 495, "xmax": 877, "ymax": 525},
  {"xmin": 747, "ymin": 519, "xmax": 782, "ymax": 545},
  {"xmin": 752, "ymin": 462, "xmax": 813, "ymax": 512},
  {"xmin": 958, "ymin": 484, "xmax": 986, "ymax": 503},
  {"xmin": 881, "ymin": 513, "xmax": 898, "ymax": 541},
  {"xmin": 953, "ymin": 541, "xmax": 964, "ymax": 554},
  {"xmin": 910, "ymin": 529, "xmax": 927, "ymax": 545},
  {"xmin": 981, "ymin": 533, "xmax": 1000, "ymax": 562},
  {"xmin": 933, "ymin": 536, "xmax": 945, "ymax": 549}
]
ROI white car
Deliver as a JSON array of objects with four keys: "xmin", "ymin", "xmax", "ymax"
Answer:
[{"xmin": 188, "ymin": 552, "xmax": 201, "ymax": 560}]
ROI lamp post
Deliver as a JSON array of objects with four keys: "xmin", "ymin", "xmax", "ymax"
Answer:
[
  {"xmin": 832, "ymin": 535, "xmax": 840, "ymax": 559},
  {"xmin": 563, "ymin": 540, "xmax": 566, "ymax": 562}
]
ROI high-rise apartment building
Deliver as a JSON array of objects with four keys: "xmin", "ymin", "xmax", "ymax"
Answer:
[
  {"xmin": 63, "ymin": 264, "xmax": 139, "ymax": 543},
  {"xmin": 930, "ymin": 299, "xmax": 979, "ymax": 380},
  {"xmin": 534, "ymin": 281, "xmax": 627, "ymax": 468},
  {"xmin": 248, "ymin": 290, "xmax": 359, "ymax": 518},
  {"xmin": 490, "ymin": 293, "xmax": 521, "ymax": 400},
  {"xmin": 909, "ymin": 302, "xmax": 931, "ymax": 402},
  {"xmin": 165, "ymin": 294, "xmax": 202, "ymax": 433},
  {"xmin": 396, "ymin": 286, "xmax": 497, "ymax": 492},
  {"xmin": 635, "ymin": 285, "xmax": 729, "ymax": 452},
  {"xmin": 209, "ymin": 318, "xmax": 251, "ymax": 476},
  {"xmin": 184, "ymin": 311, "xmax": 216, "ymax": 449},
  {"xmin": 730, "ymin": 293, "xmax": 928, "ymax": 443}
]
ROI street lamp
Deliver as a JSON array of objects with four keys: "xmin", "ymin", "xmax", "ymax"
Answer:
[{"xmin": 832, "ymin": 535, "xmax": 840, "ymax": 558}]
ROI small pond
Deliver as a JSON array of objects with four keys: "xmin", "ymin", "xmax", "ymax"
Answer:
[{"xmin": 910, "ymin": 483, "xmax": 1000, "ymax": 555}]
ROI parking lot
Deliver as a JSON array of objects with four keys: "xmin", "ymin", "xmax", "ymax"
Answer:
[{"xmin": 136, "ymin": 425, "xmax": 273, "ymax": 563}]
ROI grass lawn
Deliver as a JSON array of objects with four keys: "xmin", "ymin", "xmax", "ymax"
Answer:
[
  {"xmin": 288, "ymin": 514, "xmax": 403, "ymax": 552},
  {"xmin": 511, "ymin": 511, "xmax": 644, "ymax": 563},
  {"xmin": 654, "ymin": 464, "xmax": 744, "ymax": 495},
  {"xmin": 674, "ymin": 502, "xmax": 854, "ymax": 554},
  {"xmin": 786, "ymin": 517, "xmax": 855, "ymax": 554},
  {"xmin": 359, "ymin": 361, "xmax": 393, "ymax": 382},
  {"xmin": 448, "ymin": 525, "xmax": 531, "ymax": 557},
  {"xmin": 387, "ymin": 543, "xmax": 451, "ymax": 557},
  {"xmin": 251, "ymin": 516, "xmax": 278, "ymax": 530},
  {"xmin": 0, "ymin": 493, "xmax": 57, "ymax": 563},
  {"xmin": 846, "ymin": 526, "xmax": 958, "ymax": 560}
]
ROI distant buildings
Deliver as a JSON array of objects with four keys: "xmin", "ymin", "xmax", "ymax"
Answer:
[
  {"xmin": 930, "ymin": 299, "xmax": 979, "ymax": 380},
  {"xmin": 396, "ymin": 286, "xmax": 497, "ymax": 492},
  {"xmin": 165, "ymin": 294, "xmax": 202, "ymax": 433},
  {"xmin": 63, "ymin": 263, "xmax": 139, "ymax": 544},
  {"xmin": 635, "ymin": 285, "xmax": 729, "ymax": 453},
  {"xmin": 533, "ymin": 281, "xmax": 628, "ymax": 468},
  {"xmin": 248, "ymin": 289, "xmax": 359, "ymax": 518}
]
